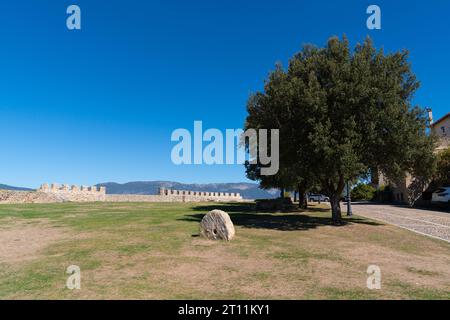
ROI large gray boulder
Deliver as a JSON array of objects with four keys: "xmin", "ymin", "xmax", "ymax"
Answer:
[{"xmin": 200, "ymin": 210, "xmax": 235, "ymax": 241}]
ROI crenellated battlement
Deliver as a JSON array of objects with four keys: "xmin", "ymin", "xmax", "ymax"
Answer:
[
  {"xmin": 34, "ymin": 183, "xmax": 107, "ymax": 202},
  {"xmin": 158, "ymin": 187, "xmax": 242, "ymax": 201},
  {"xmin": 38, "ymin": 183, "xmax": 106, "ymax": 195}
]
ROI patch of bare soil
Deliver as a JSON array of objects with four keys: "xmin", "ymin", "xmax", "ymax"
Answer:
[{"xmin": 0, "ymin": 219, "xmax": 68, "ymax": 264}]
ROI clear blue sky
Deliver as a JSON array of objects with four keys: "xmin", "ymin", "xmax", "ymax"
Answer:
[{"xmin": 1, "ymin": 0, "xmax": 448, "ymax": 188}]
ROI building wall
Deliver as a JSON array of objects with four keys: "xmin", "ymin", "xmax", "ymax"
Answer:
[
  {"xmin": 431, "ymin": 115, "xmax": 450, "ymax": 152},
  {"xmin": 431, "ymin": 115, "xmax": 450, "ymax": 138}
]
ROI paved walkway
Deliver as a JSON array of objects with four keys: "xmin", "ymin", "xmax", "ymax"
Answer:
[{"xmin": 351, "ymin": 203, "xmax": 450, "ymax": 243}]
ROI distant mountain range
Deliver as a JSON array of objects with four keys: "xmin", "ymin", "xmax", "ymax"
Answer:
[
  {"xmin": 96, "ymin": 181, "xmax": 278, "ymax": 199},
  {"xmin": 0, "ymin": 184, "xmax": 34, "ymax": 191}
]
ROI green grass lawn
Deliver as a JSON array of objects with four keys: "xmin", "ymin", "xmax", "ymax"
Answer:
[{"xmin": 0, "ymin": 202, "xmax": 449, "ymax": 299}]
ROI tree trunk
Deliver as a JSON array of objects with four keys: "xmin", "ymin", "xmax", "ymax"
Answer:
[
  {"xmin": 330, "ymin": 195, "xmax": 342, "ymax": 224},
  {"xmin": 294, "ymin": 191, "xmax": 298, "ymax": 203},
  {"xmin": 330, "ymin": 175, "xmax": 346, "ymax": 225},
  {"xmin": 303, "ymin": 192, "xmax": 308, "ymax": 209},
  {"xmin": 298, "ymin": 192, "xmax": 306, "ymax": 209},
  {"xmin": 298, "ymin": 184, "xmax": 307, "ymax": 209},
  {"xmin": 280, "ymin": 188, "xmax": 285, "ymax": 198}
]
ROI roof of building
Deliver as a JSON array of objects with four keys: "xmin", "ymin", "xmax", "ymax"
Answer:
[{"xmin": 432, "ymin": 113, "xmax": 450, "ymax": 127}]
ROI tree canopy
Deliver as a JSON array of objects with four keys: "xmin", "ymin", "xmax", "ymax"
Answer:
[
  {"xmin": 435, "ymin": 148, "xmax": 450, "ymax": 187},
  {"xmin": 244, "ymin": 36, "xmax": 436, "ymax": 223},
  {"xmin": 351, "ymin": 183, "xmax": 377, "ymax": 201}
]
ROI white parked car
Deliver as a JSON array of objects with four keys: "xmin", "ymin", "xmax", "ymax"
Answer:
[
  {"xmin": 308, "ymin": 194, "xmax": 330, "ymax": 202},
  {"xmin": 431, "ymin": 187, "xmax": 450, "ymax": 203}
]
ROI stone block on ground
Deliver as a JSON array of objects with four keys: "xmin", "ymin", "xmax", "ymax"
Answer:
[{"xmin": 200, "ymin": 209, "xmax": 235, "ymax": 241}]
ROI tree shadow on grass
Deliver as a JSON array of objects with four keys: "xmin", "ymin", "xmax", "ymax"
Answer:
[{"xmin": 180, "ymin": 203, "xmax": 383, "ymax": 232}]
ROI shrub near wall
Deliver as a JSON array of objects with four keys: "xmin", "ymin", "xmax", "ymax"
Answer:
[{"xmin": 351, "ymin": 183, "xmax": 377, "ymax": 201}]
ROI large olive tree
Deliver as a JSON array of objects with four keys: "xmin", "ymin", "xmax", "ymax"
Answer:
[{"xmin": 245, "ymin": 36, "xmax": 435, "ymax": 223}]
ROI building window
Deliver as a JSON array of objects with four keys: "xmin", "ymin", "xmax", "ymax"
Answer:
[{"xmin": 441, "ymin": 126, "xmax": 446, "ymax": 133}]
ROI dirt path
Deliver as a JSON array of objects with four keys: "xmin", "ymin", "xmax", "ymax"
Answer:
[{"xmin": 352, "ymin": 203, "xmax": 450, "ymax": 243}]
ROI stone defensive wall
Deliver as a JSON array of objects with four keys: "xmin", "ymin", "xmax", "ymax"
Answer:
[
  {"xmin": 38, "ymin": 183, "xmax": 106, "ymax": 202},
  {"xmin": 160, "ymin": 187, "xmax": 242, "ymax": 201},
  {"xmin": 0, "ymin": 185, "xmax": 244, "ymax": 204},
  {"xmin": 0, "ymin": 183, "xmax": 106, "ymax": 204},
  {"xmin": 0, "ymin": 190, "xmax": 63, "ymax": 204},
  {"xmin": 106, "ymin": 188, "xmax": 244, "ymax": 203}
]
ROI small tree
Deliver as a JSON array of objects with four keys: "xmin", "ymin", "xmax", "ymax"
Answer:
[
  {"xmin": 435, "ymin": 148, "xmax": 450, "ymax": 187},
  {"xmin": 351, "ymin": 183, "xmax": 376, "ymax": 201}
]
